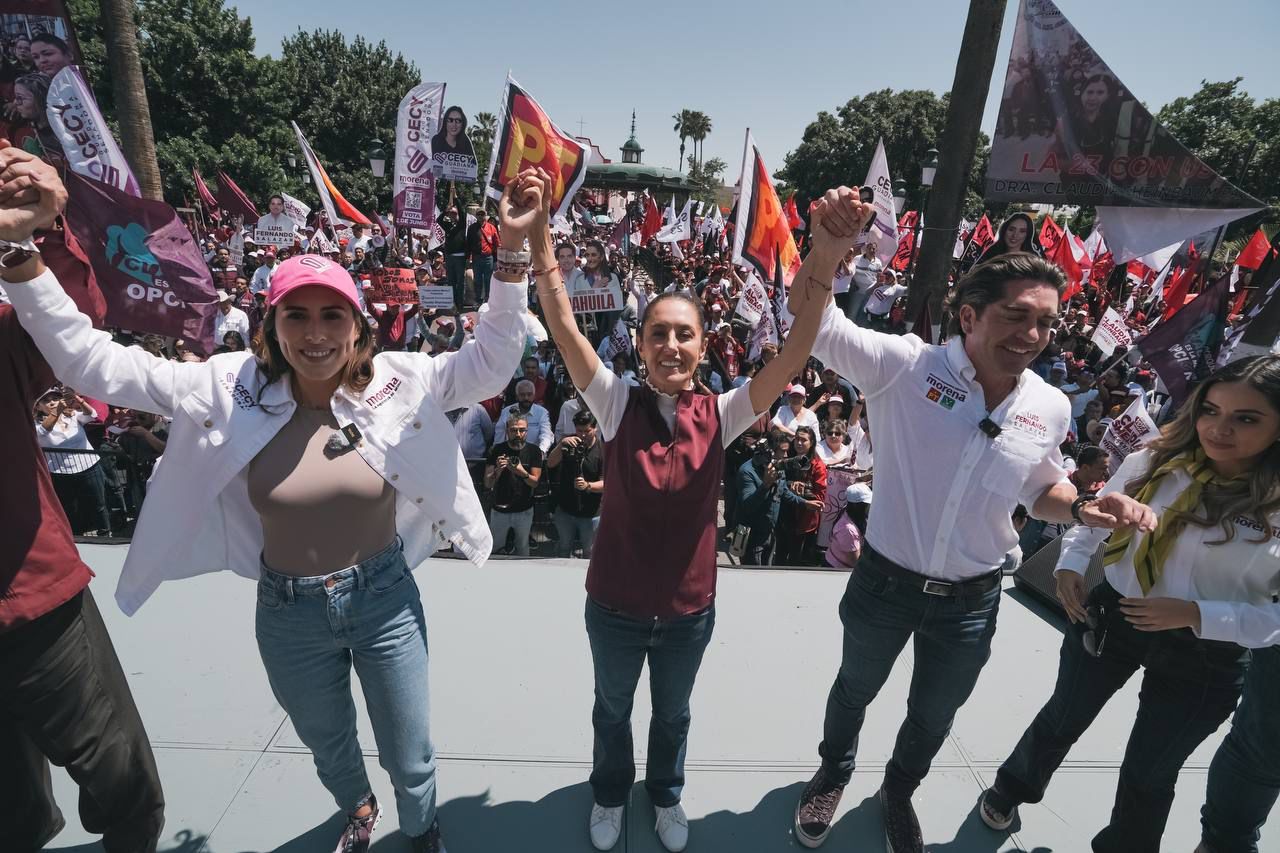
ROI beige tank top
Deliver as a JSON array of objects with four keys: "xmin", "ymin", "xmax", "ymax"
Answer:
[{"xmin": 249, "ymin": 405, "xmax": 397, "ymax": 576}]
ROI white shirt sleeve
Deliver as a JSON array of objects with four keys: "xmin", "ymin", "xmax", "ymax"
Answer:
[
  {"xmin": 717, "ymin": 384, "xmax": 759, "ymax": 445},
  {"xmin": 1056, "ymin": 449, "xmax": 1149, "ymax": 575},
  {"xmin": 810, "ymin": 301, "xmax": 921, "ymax": 398},
  {"xmin": 1196, "ymin": 598, "xmax": 1280, "ymax": 648},
  {"xmin": 581, "ymin": 359, "xmax": 631, "ymax": 442}
]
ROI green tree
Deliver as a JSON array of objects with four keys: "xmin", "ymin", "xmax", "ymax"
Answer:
[
  {"xmin": 468, "ymin": 110, "xmax": 498, "ymax": 188},
  {"xmin": 777, "ymin": 88, "xmax": 989, "ymax": 220},
  {"xmin": 684, "ymin": 110, "xmax": 712, "ymax": 169},
  {"xmin": 1157, "ymin": 78, "xmax": 1280, "ymax": 217},
  {"xmin": 672, "ymin": 109, "xmax": 694, "ymax": 171},
  {"xmin": 687, "ymin": 156, "xmax": 727, "ymax": 206}
]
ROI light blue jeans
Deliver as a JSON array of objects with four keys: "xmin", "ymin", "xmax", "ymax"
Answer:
[
  {"xmin": 553, "ymin": 509, "xmax": 599, "ymax": 557},
  {"xmin": 490, "ymin": 508, "xmax": 534, "ymax": 556},
  {"xmin": 255, "ymin": 539, "xmax": 436, "ymax": 836}
]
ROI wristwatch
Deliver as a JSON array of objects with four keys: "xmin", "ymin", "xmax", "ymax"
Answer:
[
  {"xmin": 1070, "ymin": 492, "xmax": 1099, "ymax": 525},
  {"xmin": 0, "ymin": 237, "xmax": 38, "ymax": 270}
]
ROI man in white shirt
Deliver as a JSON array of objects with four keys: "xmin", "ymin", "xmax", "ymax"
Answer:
[
  {"xmin": 494, "ymin": 380, "xmax": 553, "ymax": 452},
  {"xmin": 848, "ymin": 241, "xmax": 882, "ymax": 324},
  {"xmin": 256, "ymin": 195, "xmax": 296, "ymax": 237},
  {"xmin": 791, "ymin": 252, "xmax": 1155, "ymax": 852},
  {"xmin": 771, "ymin": 385, "xmax": 820, "ymax": 435},
  {"xmin": 863, "ymin": 273, "xmax": 908, "ymax": 331},
  {"xmin": 250, "ymin": 251, "xmax": 276, "ymax": 295},
  {"xmin": 213, "ymin": 290, "xmax": 250, "ymax": 345}
]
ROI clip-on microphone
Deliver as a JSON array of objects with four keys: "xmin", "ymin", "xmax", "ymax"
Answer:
[{"xmin": 978, "ymin": 417, "xmax": 1003, "ymax": 439}]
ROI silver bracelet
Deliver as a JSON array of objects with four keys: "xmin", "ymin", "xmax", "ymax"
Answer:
[{"xmin": 497, "ymin": 248, "xmax": 531, "ymax": 265}]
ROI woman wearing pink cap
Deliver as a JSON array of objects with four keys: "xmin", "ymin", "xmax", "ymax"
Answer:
[{"xmin": 0, "ymin": 147, "xmax": 538, "ymax": 853}]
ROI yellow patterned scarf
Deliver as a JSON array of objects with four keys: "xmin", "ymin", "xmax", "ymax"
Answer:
[{"xmin": 1102, "ymin": 449, "xmax": 1238, "ymax": 594}]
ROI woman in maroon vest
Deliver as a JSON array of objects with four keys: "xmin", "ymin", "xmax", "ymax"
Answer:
[{"xmin": 509, "ymin": 168, "xmax": 873, "ymax": 852}]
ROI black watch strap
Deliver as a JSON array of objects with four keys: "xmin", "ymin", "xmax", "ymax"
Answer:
[{"xmin": 1071, "ymin": 492, "xmax": 1099, "ymax": 525}]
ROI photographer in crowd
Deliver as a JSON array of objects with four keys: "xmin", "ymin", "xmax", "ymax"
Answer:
[
  {"xmin": 484, "ymin": 416, "xmax": 544, "ymax": 557},
  {"xmin": 545, "ymin": 410, "xmax": 604, "ymax": 558}
]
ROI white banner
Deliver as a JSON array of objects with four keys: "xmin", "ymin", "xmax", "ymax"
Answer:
[
  {"xmin": 1091, "ymin": 306, "xmax": 1133, "ymax": 357},
  {"xmin": 699, "ymin": 203, "xmax": 724, "ymax": 237},
  {"xmin": 746, "ymin": 307, "xmax": 777, "ymax": 361},
  {"xmin": 855, "ymin": 137, "xmax": 899, "ymax": 266},
  {"xmin": 281, "ymin": 193, "xmax": 311, "ymax": 229},
  {"xmin": 46, "ymin": 66, "xmax": 140, "ymax": 196},
  {"xmin": 734, "ymin": 272, "xmax": 768, "ymax": 326},
  {"xmin": 570, "ymin": 279, "xmax": 625, "ymax": 314},
  {"xmin": 253, "ymin": 225, "xmax": 294, "ymax": 248},
  {"xmin": 595, "ymin": 318, "xmax": 633, "ymax": 362},
  {"xmin": 656, "ymin": 199, "xmax": 693, "ymax": 243},
  {"xmin": 1100, "ymin": 397, "xmax": 1159, "ymax": 475},
  {"xmin": 393, "ymin": 82, "xmax": 444, "ymax": 228},
  {"xmin": 417, "ymin": 285, "xmax": 454, "ymax": 308}
]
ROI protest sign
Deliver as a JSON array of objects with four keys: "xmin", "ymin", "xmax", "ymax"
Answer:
[
  {"xmin": 1090, "ymin": 307, "xmax": 1133, "ymax": 357},
  {"xmin": 417, "ymin": 285, "xmax": 454, "ymax": 309},
  {"xmin": 732, "ymin": 129, "xmax": 800, "ymax": 284},
  {"xmin": 595, "ymin": 318, "xmax": 633, "ymax": 363},
  {"xmin": 1099, "ymin": 397, "xmax": 1158, "ymax": 475},
  {"xmin": 484, "ymin": 73, "xmax": 591, "ymax": 220},
  {"xmin": 818, "ymin": 465, "xmax": 861, "ymax": 549},
  {"xmin": 734, "ymin": 271, "xmax": 768, "ymax": 326},
  {"xmin": 569, "ymin": 278, "xmax": 625, "ymax": 314},
  {"xmin": 281, "ymin": 193, "xmax": 311, "ymax": 229},
  {"xmin": 368, "ymin": 268, "xmax": 419, "ymax": 304},
  {"xmin": 47, "ymin": 66, "xmax": 140, "ymax": 196},
  {"xmin": 394, "ymin": 82, "xmax": 444, "ymax": 227}
]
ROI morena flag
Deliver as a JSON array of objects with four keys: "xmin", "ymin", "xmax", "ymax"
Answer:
[{"xmin": 483, "ymin": 73, "xmax": 591, "ymax": 221}]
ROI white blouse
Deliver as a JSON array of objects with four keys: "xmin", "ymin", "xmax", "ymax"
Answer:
[{"xmin": 1058, "ymin": 448, "xmax": 1280, "ymax": 648}]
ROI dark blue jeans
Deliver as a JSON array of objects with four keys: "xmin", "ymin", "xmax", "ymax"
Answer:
[
  {"xmin": 472, "ymin": 255, "xmax": 494, "ymax": 304},
  {"xmin": 1201, "ymin": 644, "xmax": 1280, "ymax": 853},
  {"xmin": 819, "ymin": 548, "xmax": 1000, "ymax": 796},
  {"xmin": 995, "ymin": 581, "xmax": 1247, "ymax": 853},
  {"xmin": 584, "ymin": 597, "xmax": 715, "ymax": 808},
  {"xmin": 447, "ymin": 254, "xmax": 468, "ymax": 307}
]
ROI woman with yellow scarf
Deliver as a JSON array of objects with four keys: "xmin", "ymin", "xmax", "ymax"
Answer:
[{"xmin": 979, "ymin": 355, "xmax": 1280, "ymax": 853}]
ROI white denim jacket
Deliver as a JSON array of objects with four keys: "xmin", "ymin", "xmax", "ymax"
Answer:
[{"xmin": 9, "ymin": 269, "xmax": 528, "ymax": 615}]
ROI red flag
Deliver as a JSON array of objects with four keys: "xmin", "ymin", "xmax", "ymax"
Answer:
[
  {"xmin": 1126, "ymin": 259, "xmax": 1150, "ymax": 280},
  {"xmin": 1051, "ymin": 230, "xmax": 1082, "ymax": 293},
  {"xmin": 891, "ymin": 211, "xmax": 919, "ymax": 272},
  {"xmin": 486, "ymin": 75, "xmax": 589, "ymax": 220},
  {"xmin": 1231, "ymin": 286, "xmax": 1249, "ymax": 316},
  {"xmin": 192, "ymin": 168, "xmax": 220, "ymax": 221},
  {"xmin": 1089, "ymin": 251, "xmax": 1115, "ymax": 290},
  {"xmin": 1235, "ymin": 228, "xmax": 1274, "ymax": 270},
  {"xmin": 1038, "ymin": 215, "xmax": 1064, "ymax": 257},
  {"xmin": 959, "ymin": 214, "xmax": 995, "ymax": 269},
  {"xmin": 641, "ymin": 195, "xmax": 662, "ymax": 243},
  {"xmin": 215, "ymin": 171, "xmax": 259, "ymax": 220},
  {"xmin": 784, "ymin": 194, "xmax": 803, "ymax": 231},
  {"xmin": 1162, "ymin": 265, "xmax": 1199, "ymax": 320}
]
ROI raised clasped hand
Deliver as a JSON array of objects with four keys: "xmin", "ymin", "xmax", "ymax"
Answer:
[
  {"xmin": 809, "ymin": 186, "xmax": 875, "ymax": 258},
  {"xmin": 0, "ymin": 140, "xmax": 66, "ymax": 243}
]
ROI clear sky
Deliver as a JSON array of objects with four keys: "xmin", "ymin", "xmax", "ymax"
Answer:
[{"xmin": 235, "ymin": 0, "xmax": 1278, "ymax": 181}]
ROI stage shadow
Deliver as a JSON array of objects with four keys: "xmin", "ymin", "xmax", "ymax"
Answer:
[
  {"xmin": 48, "ymin": 828, "xmax": 208, "ymax": 853},
  {"xmin": 1004, "ymin": 585, "xmax": 1069, "ymax": 636}
]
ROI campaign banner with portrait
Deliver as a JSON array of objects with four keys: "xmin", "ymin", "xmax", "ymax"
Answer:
[
  {"xmin": 818, "ymin": 465, "xmax": 862, "ymax": 549},
  {"xmin": 1099, "ymin": 397, "xmax": 1158, "ymax": 475},
  {"xmin": 731, "ymin": 129, "xmax": 800, "ymax": 285},
  {"xmin": 1090, "ymin": 306, "xmax": 1133, "ymax": 357},
  {"xmin": 252, "ymin": 224, "xmax": 294, "ymax": 248},
  {"xmin": 853, "ymin": 137, "xmax": 899, "ymax": 266},
  {"xmin": 367, "ymin": 268, "xmax": 418, "ymax": 305},
  {"xmin": 280, "ymin": 192, "xmax": 310, "ymax": 229},
  {"xmin": 432, "ymin": 103, "xmax": 479, "ymax": 183},
  {"xmin": 988, "ymin": 0, "xmax": 1262, "ymax": 213},
  {"xmin": 0, "ymin": 0, "xmax": 79, "ymax": 159},
  {"xmin": 484, "ymin": 73, "xmax": 591, "ymax": 221},
  {"xmin": 393, "ymin": 81, "xmax": 443, "ymax": 228}
]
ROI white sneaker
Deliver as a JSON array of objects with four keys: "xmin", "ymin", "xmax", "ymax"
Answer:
[
  {"xmin": 589, "ymin": 803, "xmax": 623, "ymax": 851},
  {"xmin": 655, "ymin": 803, "xmax": 689, "ymax": 852}
]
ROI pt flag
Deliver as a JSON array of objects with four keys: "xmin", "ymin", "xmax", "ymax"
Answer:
[
  {"xmin": 64, "ymin": 171, "xmax": 219, "ymax": 353},
  {"xmin": 731, "ymin": 129, "xmax": 801, "ymax": 284},
  {"xmin": 292, "ymin": 120, "xmax": 371, "ymax": 226},
  {"xmin": 484, "ymin": 73, "xmax": 590, "ymax": 221},
  {"xmin": 393, "ymin": 82, "xmax": 444, "ymax": 229},
  {"xmin": 1138, "ymin": 272, "xmax": 1232, "ymax": 406}
]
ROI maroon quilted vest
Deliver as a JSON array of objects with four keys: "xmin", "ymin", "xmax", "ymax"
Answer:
[{"xmin": 587, "ymin": 386, "xmax": 724, "ymax": 618}]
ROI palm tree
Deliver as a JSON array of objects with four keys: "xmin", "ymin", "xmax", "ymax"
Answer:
[
  {"xmin": 686, "ymin": 111, "xmax": 712, "ymax": 170},
  {"xmin": 469, "ymin": 111, "xmax": 498, "ymax": 145},
  {"xmin": 101, "ymin": 0, "xmax": 163, "ymax": 199},
  {"xmin": 672, "ymin": 109, "xmax": 694, "ymax": 171}
]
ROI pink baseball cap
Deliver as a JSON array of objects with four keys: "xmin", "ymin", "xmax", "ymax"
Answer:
[{"xmin": 267, "ymin": 255, "xmax": 361, "ymax": 311}]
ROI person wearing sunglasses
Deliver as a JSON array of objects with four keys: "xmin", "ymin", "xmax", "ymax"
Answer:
[{"xmin": 981, "ymin": 355, "xmax": 1280, "ymax": 853}]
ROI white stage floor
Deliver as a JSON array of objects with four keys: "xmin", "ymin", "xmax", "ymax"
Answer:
[{"xmin": 42, "ymin": 544, "xmax": 1258, "ymax": 852}]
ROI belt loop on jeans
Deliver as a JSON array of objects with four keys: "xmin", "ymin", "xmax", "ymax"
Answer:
[{"xmin": 282, "ymin": 575, "xmax": 296, "ymax": 604}]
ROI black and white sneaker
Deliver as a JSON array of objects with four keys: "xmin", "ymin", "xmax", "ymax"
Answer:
[
  {"xmin": 410, "ymin": 817, "xmax": 447, "ymax": 853},
  {"xmin": 979, "ymin": 786, "xmax": 1018, "ymax": 831},
  {"xmin": 333, "ymin": 794, "xmax": 382, "ymax": 853},
  {"xmin": 879, "ymin": 787, "xmax": 923, "ymax": 853}
]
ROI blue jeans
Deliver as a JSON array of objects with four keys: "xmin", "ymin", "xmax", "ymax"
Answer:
[
  {"xmin": 585, "ymin": 598, "xmax": 715, "ymax": 808},
  {"xmin": 845, "ymin": 288, "xmax": 871, "ymax": 325},
  {"xmin": 995, "ymin": 581, "xmax": 1246, "ymax": 853},
  {"xmin": 819, "ymin": 547, "xmax": 1000, "ymax": 796},
  {"xmin": 255, "ymin": 540, "xmax": 437, "ymax": 836},
  {"xmin": 553, "ymin": 509, "xmax": 598, "ymax": 557},
  {"xmin": 472, "ymin": 255, "xmax": 494, "ymax": 305},
  {"xmin": 1202, "ymin": 644, "xmax": 1280, "ymax": 853},
  {"xmin": 490, "ymin": 508, "xmax": 534, "ymax": 556},
  {"xmin": 447, "ymin": 254, "xmax": 468, "ymax": 307}
]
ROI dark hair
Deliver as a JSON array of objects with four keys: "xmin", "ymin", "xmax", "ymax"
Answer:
[
  {"xmin": 269, "ymin": 194, "xmax": 285, "ymax": 204},
  {"xmin": 222, "ymin": 330, "xmax": 246, "ymax": 351},
  {"xmin": 793, "ymin": 425, "xmax": 819, "ymax": 460},
  {"xmin": 944, "ymin": 252, "xmax": 1066, "ymax": 338},
  {"xmin": 638, "ymin": 292, "xmax": 706, "ymax": 340},
  {"xmin": 845, "ymin": 500, "xmax": 870, "ymax": 533},
  {"xmin": 572, "ymin": 410, "xmax": 597, "ymax": 427},
  {"xmin": 1076, "ymin": 74, "xmax": 1118, "ymax": 111},
  {"xmin": 555, "ymin": 242, "xmax": 576, "ymax": 259},
  {"xmin": 14, "ymin": 72, "xmax": 50, "ymax": 129},
  {"xmin": 977, "ymin": 213, "xmax": 1038, "ymax": 263},
  {"xmin": 1076, "ymin": 445, "xmax": 1106, "ymax": 468},
  {"xmin": 30, "ymin": 32, "xmax": 70, "ymax": 54},
  {"xmin": 1126, "ymin": 355, "xmax": 1280, "ymax": 543}
]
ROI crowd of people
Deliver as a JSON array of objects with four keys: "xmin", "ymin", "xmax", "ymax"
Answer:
[{"xmin": 4, "ymin": 138, "xmax": 1279, "ymax": 853}]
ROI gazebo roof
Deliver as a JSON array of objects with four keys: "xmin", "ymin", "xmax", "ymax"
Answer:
[{"xmin": 583, "ymin": 161, "xmax": 695, "ymax": 192}]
